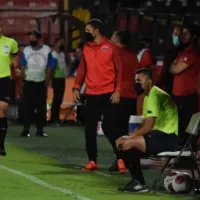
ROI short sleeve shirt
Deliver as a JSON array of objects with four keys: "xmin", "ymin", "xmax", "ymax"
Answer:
[
  {"xmin": 143, "ymin": 86, "xmax": 178, "ymax": 135},
  {"xmin": 0, "ymin": 36, "xmax": 18, "ymax": 78},
  {"xmin": 173, "ymin": 46, "xmax": 200, "ymax": 96}
]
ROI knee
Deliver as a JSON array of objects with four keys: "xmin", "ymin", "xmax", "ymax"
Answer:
[{"xmin": 0, "ymin": 103, "xmax": 8, "ymax": 118}]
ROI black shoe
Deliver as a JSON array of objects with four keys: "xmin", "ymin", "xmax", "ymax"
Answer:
[
  {"xmin": 0, "ymin": 149, "xmax": 6, "ymax": 156},
  {"xmin": 36, "ymin": 131, "xmax": 48, "ymax": 137},
  {"xmin": 118, "ymin": 180, "xmax": 149, "ymax": 193},
  {"xmin": 20, "ymin": 130, "xmax": 30, "ymax": 137},
  {"xmin": 109, "ymin": 159, "xmax": 118, "ymax": 171}
]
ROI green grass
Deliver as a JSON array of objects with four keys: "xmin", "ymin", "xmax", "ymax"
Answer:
[{"xmin": 0, "ymin": 124, "xmax": 194, "ymax": 200}]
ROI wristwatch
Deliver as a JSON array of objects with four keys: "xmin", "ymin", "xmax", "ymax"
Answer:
[{"xmin": 72, "ymin": 87, "xmax": 79, "ymax": 92}]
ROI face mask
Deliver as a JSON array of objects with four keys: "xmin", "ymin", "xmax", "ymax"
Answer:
[
  {"xmin": 85, "ymin": 32, "xmax": 94, "ymax": 42},
  {"xmin": 60, "ymin": 45, "xmax": 65, "ymax": 51},
  {"xmin": 134, "ymin": 82, "xmax": 144, "ymax": 95},
  {"xmin": 30, "ymin": 40, "xmax": 38, "ymax": 47},
  {"xmin": 172, "ymin": 36, "xmax": 180, "ymax": 47}
]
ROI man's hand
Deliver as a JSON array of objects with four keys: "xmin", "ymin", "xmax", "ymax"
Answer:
[
  {"xmin": 116, "ymin": 135, "xmax": 131, "ymax": 150},
  {"xmin": 73, "ymin": 89, "xmax": 80, "ymax": 103},
  {"xmin": 116, "ymin": 136, "xmax": 135, "ymax": 151},
  {"xmin": 110, "ymin": 91, "xmax": 120, "ymax": 104}
]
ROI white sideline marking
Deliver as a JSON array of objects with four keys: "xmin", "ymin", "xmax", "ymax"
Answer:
[
  {"xmin": 74, "ymin": 166, "xmax": 112, "ymax": 178},
  {"xmin": 0, "ymin": 164, "xmax": 92, "ymax": 200}
]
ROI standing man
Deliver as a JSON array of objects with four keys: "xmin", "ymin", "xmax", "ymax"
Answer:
[
  {"xmin": 164, "ymin": 26, "xmax": 182, "ymax": 95},
  {"xmin": 170, "ymin": 23, "xmax": 200, "ymax": 148},
  {"xmin": 0, "ymin": 21, "xmax": 19, "ymax": 156},
  {"xmin": 20, "ymin": 30, "xmax": 55, "ymax": 137},
  {"xmin": 73, "ymin": 19, "xmax": 123, "ymax": 171},
  {"xmin": 49, "ymin": 37, "xmax": 67, "ymax": 126},
  {"xmin": 109, "ymin": 30, "xmax": 139, "ymax": 173}
]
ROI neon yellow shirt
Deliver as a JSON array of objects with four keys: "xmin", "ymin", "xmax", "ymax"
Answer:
[
  {"xmin": 0, "ymin": 36, "xmax": 18, "ymax": 78},
  {"xmin": 143, "ymin": 86, "xmax": 178, "ymax": 135}
]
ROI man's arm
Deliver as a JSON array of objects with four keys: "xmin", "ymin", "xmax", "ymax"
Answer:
[
  {"xmin": 170, "ymin": 54, "xmax": 195, "ymax": 74},
  {"xmin": 111, "ymin": 43, "xmax": 123, "ymax": 92},
  {"xmin": 73, "ymin": 54, "xmax": 86, "ymax": 89},
  {"xmin": 129, "ymin": 117, "xmax": 156, "ymax": 136},
  {"xmin": 10, "ymin": 39, "xmax": 19, "ymax": 67},
  {"xmin": 20, "ymin": 52, "xmax": 27, "ymax": 79},
  {"xmin": 46, "ymin": 52, "xmax": 57, "ymax": 86}
]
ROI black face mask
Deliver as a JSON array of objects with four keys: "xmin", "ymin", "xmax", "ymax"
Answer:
[
  {"xmin": 134, "ymin": 82, "xmax": 144, "ymax": 95},
  {"xmin": 85, "ymin": 32, "xmax": 94, "ymax": 42},
  {"xmin": 60, "ymin": 45, "xmax": 65, "ymax": 51},
  {"xmin": 30, "ymin": 40, "xmax": 38, "ymax": 47}
]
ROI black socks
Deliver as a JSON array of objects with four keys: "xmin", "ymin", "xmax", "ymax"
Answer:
[{"xmin": 0, "ymin": 118, "xmax": 8, "ymax": 151}]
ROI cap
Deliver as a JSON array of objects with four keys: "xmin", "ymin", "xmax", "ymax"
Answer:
[{"xmin": 28, "ymin": 30, "xmax": 41, "ymax": 38}]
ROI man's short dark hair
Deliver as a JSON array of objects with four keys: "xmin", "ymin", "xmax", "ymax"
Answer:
[
  {"xmin": 87, "ymin": 19, "xmax": 105, "ymax": 35},
  {"xmin": 115, "ymin": 31, "xmax": 130, "ymax": 45},
  {"xmin": 140, "ymin": 37, "xmax": 152, "ymax": 48},
  {"xmin": 182, "ymin": 23, "xmax": 200, "ymax": 37},
  {"xmin": 136, "ymin": 68, "xmax": 153, "ymax": 80}
]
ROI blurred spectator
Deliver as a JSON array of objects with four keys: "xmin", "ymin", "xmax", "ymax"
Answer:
[
  {"xmin": 137, "ymin": 37, "xmax": 152, "ymax": 68},
  {"xmin": 48, "ymin": 37, "xmax": 67, "ymax": 126},
  {"xmin": 20, "ymin": 30, "xmax": 54, "ymax": 137},
  {"xmin": 110, "ymin": 30, "xmax": 139, "ymax": 173},
  {"xmin": 170, "ymin": 23, "xmax": 200, "ymax": 149},
  {"xmin": 164, "ymin": 26, "xmax": 182, "ymax": 95}
]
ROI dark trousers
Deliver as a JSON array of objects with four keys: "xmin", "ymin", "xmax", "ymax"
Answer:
[
  {"xmin": 85, "ymin": 93, "xmax": 123, "ymax": 162},
  {"xmin": 22, "ymin": 81, "xmax": 47, "ymax": 130},
  {"xmin": 173, "ymin": 93, "xmax": 198, "ymax": 150},
  {"xmin": 50, "ymin": 78, "xmax": 65, "ymax": 122},
  {"xmin": 111, "ymin": 97, "xmax": 137, "ymax": 160}
]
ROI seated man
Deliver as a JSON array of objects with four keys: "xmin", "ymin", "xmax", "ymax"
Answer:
[{"xmin": 116, "ymin": 68, "xmax": 179, "ymax": 193}]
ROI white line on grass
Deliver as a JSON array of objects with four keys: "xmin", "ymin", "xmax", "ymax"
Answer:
[
  {"xmin": 0, "ymin": 164, "xmax": 92, "ymax": 200},
  {"xmin": 74, "ymin": 166, "xmax": 112, "ymax": 178}
]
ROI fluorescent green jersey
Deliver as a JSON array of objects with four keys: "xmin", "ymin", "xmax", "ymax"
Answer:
[
  {"xmin": 143, "ymin": 86, "xmax": 178, "ymax": 135},
  {"xmin": 0, "ymin": 36, "xmax": 18, "ymax": 78}
]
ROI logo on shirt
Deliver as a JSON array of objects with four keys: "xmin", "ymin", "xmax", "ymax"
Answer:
[
  {"xmin": 102, "ymin": 45, "xmax": 108, "ymax": 52},
  {"xmin": 3, "ymin": 45, "xmax": 9, "ymax": 54}
]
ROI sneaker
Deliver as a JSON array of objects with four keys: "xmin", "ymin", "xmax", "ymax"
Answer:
[
  {"xmin": 36, "ymin": 131, "xmax": 48, "ymax": 137},
  {"xmin": 0, "ymin": 149, "xmax": 6, "ymax": 156},
  {"xmin": 82, "ymin": 161, "xmax": 98, "ymax": 171},
  {"xmin": 118, "ymin": 180, "xmax": 149, "ymax": 193},
  {"xmin": 20, "ymin": 130, "xmax": 30, "ymax": 137},
  {"xmin": 117, "ymin": 159, "xmax": 128, "ymax": 174}
]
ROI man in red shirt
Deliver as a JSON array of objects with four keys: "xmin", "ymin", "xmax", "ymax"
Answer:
[
  {"xmin": 170, "ymin": 23, "xmax": 200, "ymax": 147},
  {"xmin": 73, "ymin": 19, "xmax": 123, "ymax": 171},
  {"xmin": 137, "ymin": 38, "xmax": 152, "ymax": 68},
  {"xmin": 109, "ymin": 30, "xmax": 139, "ymax": 172}
]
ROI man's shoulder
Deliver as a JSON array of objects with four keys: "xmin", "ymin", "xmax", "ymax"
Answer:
[
  {"xmin": 2, "ymin": 36, "xmax": 16, "ymax": 44},
  {"xmin": 42, "ymin": 44, "xmax": 51, "ymax": 52},
  {"xmin": 149, "ymin": 86, "xmax": 168, "ymax": 99}
]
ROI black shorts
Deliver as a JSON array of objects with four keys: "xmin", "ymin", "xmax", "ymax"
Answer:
[
  {"xmin": 0, "ymin": 77, "xmax": 12, "ymax": 104},
  {"xmin": 144, "ymin": 130, "xmax": 178, "ymax": 156}
]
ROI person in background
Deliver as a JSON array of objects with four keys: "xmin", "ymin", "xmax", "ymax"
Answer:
[
  {"xmin": 0, "ymin": 21, "xmax": 19, "ymax": 156},
  {"xmin": 170, "ymin": 23, "xmax": 200, "ymax": 149},
  {"xmin": 48, "ymin": 37, "xmax": 67, "ymax": 126},
  {"xmin": 164, "ymin": 26, "xmax": 182, "ymax": 95},
  {"xmin": 20, "ymin": 30, "xmax": 55, "ymax": 137},
  {"xmin": 73, "ymin": 19, "xmax": 123, "ymax": 171},
  {"xmin": 109, "ymin": 30, "xmax": 139, "ymax": 173},
  {"xmin": 137, "ymin": 37, "xmax": 152, "ymax": 68}
]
